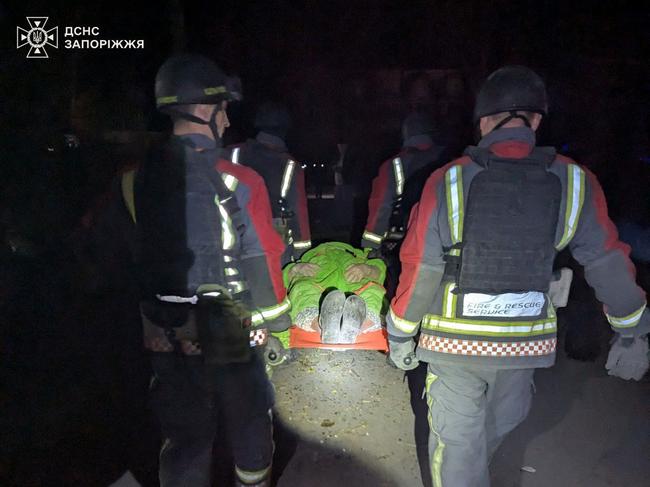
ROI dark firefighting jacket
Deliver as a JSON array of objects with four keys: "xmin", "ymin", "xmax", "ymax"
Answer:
[
  {"xmin": 387, "ymin": 127, "xmax": 647, "ymax": 368},
  {"xmin": 227, "ymin": 132, "xmax": 311, "ymax": 262},
  {"xmin": 91, "ymin": 134, "xmax": 289, "ymax": 350},
  {"xmin": 363, "ymin": 135, "xmax": 445, "ymax": 249}
]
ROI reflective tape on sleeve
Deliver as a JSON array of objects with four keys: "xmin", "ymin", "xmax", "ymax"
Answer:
[
  {"xmin": 362, "ymin": 230, "xmax": 384, "ymax": 245},
  {"xmin": 281, "ymin": 159, "xmax": 296, "ymax": 199},
  {"xmin": 231, "ymin": 147, "xmax": 240, "ymax": 164},
  {"xmin": 556, "ymin": 164, "xmax": 585, "ymax": 250},
  {"xmin": 607, "ymin": 304, "xmax": 646, "ymax": 328},
  {"xmin": 293, "ymin": 240, "xmax": 312, "ymax": 250},
  {"xmin": 392, "ymin": 157, "xmax": 405, "ymax": 196},
  {"xmin": 252, "ymin": 297, "xmax": 291, "ymax": 325},
  {"xmin": 222, "ymin": 173, "xmax": 239, "ymax": 191},
  {"xmin": 389, "ymin": 308, "xmax": 419, "ymax": 334}
]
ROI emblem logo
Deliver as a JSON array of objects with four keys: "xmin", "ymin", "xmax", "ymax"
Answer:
[{"xmin": 17, "ymin": 17, "xmax": 58, "ymax": 58}]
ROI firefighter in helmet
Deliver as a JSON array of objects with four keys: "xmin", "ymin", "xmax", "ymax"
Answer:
[
  {"xmin": 387, "ymin": 65, "xmax": 649, "ymax": 486},
  {"xmin": 362, "ymin": 112, "xmax": 446, "ymax": 296},
  {"xmin": 90, "ymin": 53, "xmax": 290, "ymax": 487},
  {"xmin": 227, "ymin": 102, "xmax": 311, "ymax": 265}
]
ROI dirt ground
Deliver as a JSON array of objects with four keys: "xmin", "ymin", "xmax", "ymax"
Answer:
[{"xmin": 270, "ymin": 346, "xmax": 650, "ymax": 487}]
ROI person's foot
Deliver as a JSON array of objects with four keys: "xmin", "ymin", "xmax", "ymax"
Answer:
[
  {"xmin": 339, "ymin": 295, "xmax": 366, "ymax": 343},
  {"xmin": 319, "ymin": 290, "xmax": 346, "ymax": 343}
]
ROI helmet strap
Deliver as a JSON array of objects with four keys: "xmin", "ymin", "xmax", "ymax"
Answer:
[
  {"xmin": 207, "ymin": 106, "xmax": 223, "ymax": 145},
  {"xmin": 492, "ymin": 111, "xmax": 531, "ymax": 132},
  {"xmin": 167, "ymin": 105, "xmax": 223, "ymax": 145}
]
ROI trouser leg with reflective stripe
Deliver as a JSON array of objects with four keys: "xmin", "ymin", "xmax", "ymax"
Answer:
[
  {"xmin": 426, "ymin": 363, "xmax": 535, "ymax": 487},
  {"xmin": 484, "ymin": 368, "xmax": 535, "ymax": 461},
  {"xmin": 217, "ymin": 352, "xmax": 274, "ymax": 485},
  {"xmin": 426, "ymin": 363, "xmax": 490, "ymax": 487},
  {"xmin": 150, "ymin": 353, "xmax": 274, "ymax": 487}
]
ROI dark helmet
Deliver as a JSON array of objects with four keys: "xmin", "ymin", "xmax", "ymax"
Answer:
[
  {"xmin": 401, "ymin": 111, "xmax": 434, "ymax": 141},
  {"xmin": 155, "ymin": 53, "xmax": 241, "ymax": 112},
  {"xmin": 473, "ymin": 65, "xmax": 548, "ymax": 123},
  {"xmin": 254, "ymin": 102, "xmax": 291, "ymax": 139}
]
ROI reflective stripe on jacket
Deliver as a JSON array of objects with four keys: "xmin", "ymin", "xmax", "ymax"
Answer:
[
  {"xmin": 227, "ymin": 141, "xmax": 311, "ymax": 259},
  {"xmin": 388, "ymin": 140, "xmax": 646, "ymax": 368},
  {"xmin": 363, "ymin": 143, "xmax": 443, "ymax": 249},
  {"xmin": 119, "ymin": 158, "xmax": 289, "ymax": 330}
]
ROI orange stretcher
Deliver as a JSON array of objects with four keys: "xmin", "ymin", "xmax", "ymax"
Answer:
[{"xmin": 289, "ymin": 326, "xmax": 389, "ymax": 351}]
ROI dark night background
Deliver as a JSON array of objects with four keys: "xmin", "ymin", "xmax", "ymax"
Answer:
[{"xmin": 0, "ymin": 1, "xmax": 649, "ymax": 485}]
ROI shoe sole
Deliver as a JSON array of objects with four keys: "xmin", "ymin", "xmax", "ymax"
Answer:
[
  {"xmin": 319, "ymin": 290, "xmax": 346, "ymax": 344},
  {"xmin": 339, "ymin": 295, "xmax": 366, "ymax": 344}
]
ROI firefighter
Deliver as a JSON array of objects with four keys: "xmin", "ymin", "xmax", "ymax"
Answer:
[
  {"xmin": 362, "ymin": 112, "xmax": 446, "ymax": 295},
  {"xmin": 89, "ymin": 53, "xmax": 290, "ymax": 487},
  {"xmin": 227, "ymin": 102, "xmax": 311, "ymax": 265},
  {"xmin": 386, "ymin": 65, "xmax": 649, "ymax": 487}
]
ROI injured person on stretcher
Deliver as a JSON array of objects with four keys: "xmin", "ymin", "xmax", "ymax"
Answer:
[{"xmin": 283, "ymin": 242, "xmax": 387, "ymax": 345}]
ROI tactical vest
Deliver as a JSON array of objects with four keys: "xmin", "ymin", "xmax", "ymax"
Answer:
[
  {"xmin": 230, "ymin": 141, "xmax": 297, "ymax": 243},
  {"xmin": 387, "ymin": 145, "xmax": 445, "ymax": 239},
  {"xmin": 122, "ymin": 140, "xmax": 247, "ymax": 298},
  {"xmin": 444, "ymin": 147, "xmax": 562, "ymax": 294}
]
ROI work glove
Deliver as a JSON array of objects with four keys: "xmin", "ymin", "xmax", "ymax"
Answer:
[
  {"xmin": 605, "ymin": 334, "xmax": 649, "ymax": 381},
  {"xmin": 287, "ymin": 262, "xmax": 320, "ymax": 279},
  {"xmin": 387, "ymin": 337, "xmax": 419, "ymax": 371},
  {"xmin": 344, "ymin": 263, "xmax": 381, "ymax": 283},
  {"xmin": 548, "ymin": 267, "xmax": 573, "ymax": 308}
]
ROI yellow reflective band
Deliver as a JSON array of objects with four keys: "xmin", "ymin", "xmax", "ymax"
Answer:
[
  {"xmin": 607, "ymin": 304, "xmax": 646, "ymax": 328},
  {"xmin": 231, "ymin": 147, "xmax": 240, "ymax": 164},
  {"xmin": 204, "ymin": 86, "xmax": 227, "ymax": 96},
  {"xmin": 426, "ymin": 372, "xmax": 444, "ymax": 487},
  {"xmin": 556, "ymin": 164, "xmax": 585, "ymax": 250},
  {"xmin": 156, "ymin": 95, "xmax": 178, "ymax": 105},
  {"xmin": 441, "ymin": 282, "xmax": 458, "ymax": 319},
  {"xmin": 222, "ymin": 173, "xmax": 239, "ymax": 191},
  {"xmin": 445, "ymin": 165, "xmax": 464, "ymax": 245},
  {"xmin": 225, "ymin": 267, "xmax": 239, "ymax": 276},
  {"xmin": 252, "ymin": 297, "xmax": 291, "ymax": 325},
  {"xmin": 224, "ymin": 255, "xmax": 233, "ymax": 262},
  {"xmin": 422, "ymin": 314, "xmax": 557, "ymax": 337},
  {"xmin": 281, "ymin": 159, "xmax": 296, "ymax": 199},
  {"xmin": 389, "ymin": 308, "xmax": 419, "ymax": 333},
  {"xmin": 293, "ymin": 240, "xmax": 312, "ymax": 249},
  {"xmin": 252, "ymin": 311, "xmax": 264, "ymax": 326},
  {"xmin": 215, "ymin": 197, "xmax": 235, "ymax": 250},
  {"xmin": 392, "ymin": 157, "xmax": 405, "ymax": 196},
  {"xmin": 362, "ymin": 230, "xmax": 384, "ymax": 245},
  {"xmin": 121, "ymin": 168, "xmax": 137, "ymax": 223},
  {"xmin": 235, "ymin": 465, "xmax": 271, "ymax": 484}
]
